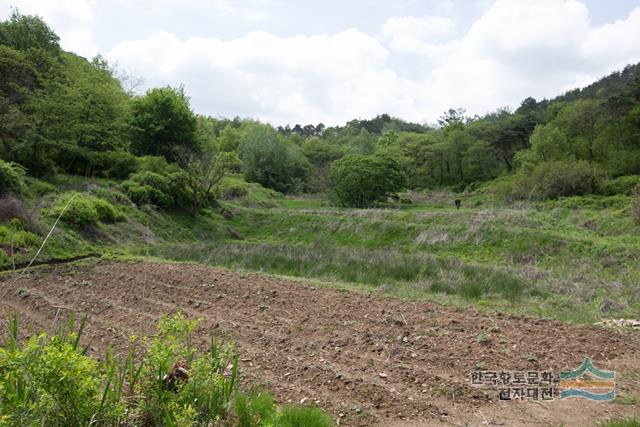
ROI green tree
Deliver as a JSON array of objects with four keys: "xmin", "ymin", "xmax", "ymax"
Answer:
[
  {"xmin": 175, "ymin": 147, "xmax": 241, "ymax": 214},
  {"xmin": 0, "ymin": 9, "xmax": 59, "ymax": 53},
  {"xmin": 129, "ymin": 86, "xmax": 198, "ymax": 161},
  {"xmin": 241, "ymin": 125, "xmax": 311, "ymax": 193},
  {"xmin": 329, "ymin": 153, "xmax": 405, "ymax": 208},
  {"xmin": 27, "ymin": 53, "xmax": 130, "ymax": 152},
  {"xmin": 528, "ymin": 125, "xmax": 570, "ymax": 163}
]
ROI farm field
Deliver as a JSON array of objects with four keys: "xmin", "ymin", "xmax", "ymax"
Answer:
[
  {"xmin": 3, "ymin": 6, "xmax": 640, "ymax": 425},
  {"xmin": 2, "ymin": 260, "xmax": 639, "ymax": 426}
]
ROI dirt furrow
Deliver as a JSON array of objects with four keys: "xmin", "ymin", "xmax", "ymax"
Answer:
[{"xmin": 1, "ymin": 260, "xmax": 638, "ymax": 426}]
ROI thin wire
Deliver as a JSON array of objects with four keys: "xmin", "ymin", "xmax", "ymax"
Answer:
[{"xmin": 0, "ymin": 192, "xmax": 81, "ymax": 297}]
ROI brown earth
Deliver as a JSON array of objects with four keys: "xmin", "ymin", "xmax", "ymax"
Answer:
[{"xmin": 1, "ymin": 259, "xmax": 639, "ymax": 426}]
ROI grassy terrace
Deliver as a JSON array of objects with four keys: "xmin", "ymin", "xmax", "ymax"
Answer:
[
  {"xmin": 129, "ymin": 192, "xmax": 640, "ymax": 324},
  {"xmin": 2, "ymin": 178, "xmax": 638, "ymax": 324}
]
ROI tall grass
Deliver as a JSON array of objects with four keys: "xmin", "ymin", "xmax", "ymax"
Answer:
[{"xmin": 144, "ymin": 241, "xmax": 533, "ymax": 302}]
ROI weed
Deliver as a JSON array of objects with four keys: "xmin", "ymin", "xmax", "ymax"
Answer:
[
  {"xmin": 277, "ymin": 405, "xmax": 333, "ymax": 427},
  {"xmin": 477, "ymin": 333, "xmax": 491, "ymax": 344},
  {"xmin": 598, "ymin": 419, "xmax": 640, "ymax": 427},
  {"xmin": 0, "ymin": 313, "xmax": 336, "ymax": 426}
]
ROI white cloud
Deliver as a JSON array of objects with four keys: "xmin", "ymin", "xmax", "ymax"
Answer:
[
  {"xmin": 109, "ymin": 0, "xmax": 268, "ymax": 21},
  {"xmin": 379, "ymin": 0, "xmax": 640, "ymax": 121},
  {"xmin": 582, "ymin": 7, "xmax": 640, "ymax": 69},
  {"xmin": 107, "ymin": 29, "xmax": 419, "ymax": 125},
  {"xmin": 380, "ymin": 15, "xmax": 453, "ymax": 57},
  {"xmin": 5, "ymin": 0, "xmax": 640, "ymax": 125}
]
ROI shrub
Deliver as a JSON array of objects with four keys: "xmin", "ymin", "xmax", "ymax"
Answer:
[
  {"xmin": 215, "ymin": 178, "xmax": 250, "ymax": 200},
  {"xmin": 0, "ymin": 317, "xmax": 106, "ymax": 425},
  {"xmin": 0, "ymin": 197, "xmax": 34, "ymax": 229},
  {"xmin": 121, "ymin": 171, "xmax": 188, "ymax": 208},
  {"xmin": 52, "ymin": 143, "xmax": 96, "ymax": 176},
  {"xmin": 56, "ymin": 195, "xmax": 100, "ymax": 225},
  {"xmin": 632, "ymin": 186, "xmax": 640, "ymax": 225},
  {"xmin": 532, "ymin": 161, "xmax": 604, "ymax": 199},
  {"xmin": 51, "ymin": 194, "xmax": 123, "ymax": 225},
  {"xmin": 490, "ymin": 161, "xmax": 604, "ymax": 201},
  {"xmin": 92, "ymin": 197, "xmax": 124, "ymax": 222},
  {"xmin": 601, "ymin": 175, "xmax": 640, "ymax": 196},
  {"xmin": 0, "ymin": 314, "xmax": 335, "ymax": 426},
  {"xmin": 0, "ymin": 220, "xmax": 39, "ymax": 249},
  {"xmin": 25, "ymin": 177, "xmax": 56, "ymax": 196},
  {"xmin": 329, "ymin": 153, "xmax": 406, "ymax": 208},
  {"xmin": 94, "ymin": 150, "xmax": 139, "ymax": 179},
  {"xmin": 137, "ymin": 155, "xmax": 182, "ymax": 174},
  {"xmin": 0, "ymin": 159, "xmax": 25, "ymax": 197}
]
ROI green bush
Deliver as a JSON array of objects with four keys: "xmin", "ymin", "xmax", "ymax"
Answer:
[
  {"xmin": 93, "ymin": 197, "xmax": 125, "ymax": 222},
  {"xmin": 24, "ymin": 177, "xmax": 56, "ymax": 196},
  {"xmin": 121, "ymin": 171, "xmax": 188, "ymax": 209},
  {"xmin": 0, "ymin": 220, "xmax": 39, "ymax": 249},
  {"xmin": 51, "ymin": 193, "xmax": 124, "ymax": 225},
  {"xmin": 56, "ymin": 195, "xmax": 99, "ymax": 225},
  {"xmin": 52, "ymin": 143, "xmax": 95, "ymax": 176},
  {"xmin": 0, "ymin": 313, "xmax": 335, "ymax": 426},
  {"xmin": 329, "ymin": 153, "xmax": 406, "ymax": 208},
  {"xmin": 0, "ymin": 160, "xmax": 26, "ymax": 197},
  {"xmin": 532, "ymin": 161, "xmax": 604, "ymax": 199},
  {"xmin": 601, "ymin": 175, "xmax": 640, "ymax": 196},
  {"xmin": 490, "ymin": 161, "xmax": 604, "ymax": 201},
  {"xmin": 632, "ymin": 186, "xmax": 640, "ymax": 225},
  {"xmin": 0, "ymin": 315, "xmax": 118, "ymax": 426},
  {"xmin": 137, "ymin": 155, "xmax": 182, "ymax": 174},
  {"xmin": 94, "ymin": 151, "xmax": 139, "ymax": 179},
  {"xmin": 215, "ymin": 178, "xmax": 250, "ymax": 200}
]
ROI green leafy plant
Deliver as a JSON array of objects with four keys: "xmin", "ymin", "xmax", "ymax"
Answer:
[
  {"xmin": 0, "ymin": 313, "xmax": 333, "ymax": 426},
  {"xmin": 121, "ymin": 171, "xmax": 188, "ymax": 208},
  {"xmin": 49, "ymin": 193, "xmax": 124, "ymax": 225},
  {"xmin": 632, "ymin": 185, "xmax": 640, "ymax": 225},
  {"xmin": 0, "ymin": 160, "xmax": 25, "ymax": 197}
]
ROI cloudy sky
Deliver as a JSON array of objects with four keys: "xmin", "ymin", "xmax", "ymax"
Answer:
[{"xmin": 2, "ymin": 0, "xmax": 640, "ymax": 126}]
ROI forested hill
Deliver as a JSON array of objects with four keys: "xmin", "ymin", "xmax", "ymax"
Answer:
[
  {"xmin": 556, "ymin": 62, "xmax": 640, "ymax": 103},
  {"xmin": 1, "ymin": 10, "xmax": 640, "ymax": 209}
]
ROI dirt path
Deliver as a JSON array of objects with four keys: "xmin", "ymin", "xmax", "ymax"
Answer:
[{"xmin": 1, "ymin": 260, "xmax": 638, "ymax": 426}]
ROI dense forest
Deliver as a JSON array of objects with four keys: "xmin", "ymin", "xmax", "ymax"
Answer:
[{"xmin": 1, "ymin": 10, "xmax": 640, "ymax": 210}]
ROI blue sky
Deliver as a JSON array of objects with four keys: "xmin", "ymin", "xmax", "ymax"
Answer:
[{"xmin": 2, "ymin": 0, "xmax": 640, "ymax": 125}]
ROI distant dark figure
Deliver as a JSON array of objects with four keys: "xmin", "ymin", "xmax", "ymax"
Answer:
[{"xmin": 454, "ymin": 199, "xmax": 461, "ymax": 210}]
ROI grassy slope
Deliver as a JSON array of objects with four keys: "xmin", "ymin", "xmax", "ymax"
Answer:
[
  {"xmin": 2, "ymin": 176, "xmax": 639, "ymax": 324},
  {"xmin": 139, "ymin": 191, "xmax": 640, "ymax": 323}
]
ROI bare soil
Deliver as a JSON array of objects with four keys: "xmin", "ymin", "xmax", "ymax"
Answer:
[{"xmin": 1, "ymin": 260, "xmax": 639, "ymax": 426}]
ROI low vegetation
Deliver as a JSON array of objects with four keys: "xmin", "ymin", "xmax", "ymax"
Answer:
[{"xmin": 0, "ymin": 313, "xmax": 332, "ymax": 426}]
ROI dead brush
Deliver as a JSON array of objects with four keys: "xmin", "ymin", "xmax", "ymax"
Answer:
[{"xmin": 0, "ymin": 197, "xmax": 39, "ymax": 232}]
